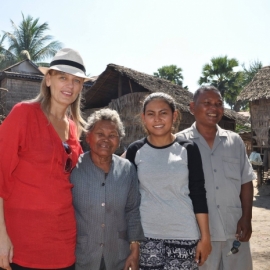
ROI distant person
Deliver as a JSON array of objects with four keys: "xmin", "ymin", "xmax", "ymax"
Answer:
[
  {"xmin": 0, "ymin": 48, "xmax": 90, "ymax": 270},
  {"xmin": 71, "ymin": 108, "xmax": 144, "ymax": 270},
  {"xmin": 126, "ymin": 92, "xmax": 211, "ymax": 270},
  {"xmin": 177, "ymin": 86, "xmax": 255, "ymax": 270}
]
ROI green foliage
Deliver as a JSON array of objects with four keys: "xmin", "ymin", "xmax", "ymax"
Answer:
[
  {"xmin": 0, "ymin": 13, "xmax": 62, "ymax": 70},
  {"xmin": 235, "ymin": 123, "xmax": 251, "ymax": 133},
  {"xmin": 199, "ymin": 56, "xmax": 244, "ymax": 110},
  {"xmin": 0, "ymin": 35, "xmax": 16, "ymax": 70},
  {"xmin": 242, "ymin": 60, "xmax": 263, "ymax": 86},
  {"xmin": 234, "ymin": 60, "xmax": 262, "ymax": 111},
  {"xmin": 154, "ymin": 65, "xmax": 184, "ymax": 87},
  {"xmin": 236, "ymin": 101, "xmax": 249, "ymax": 112},
  {"xmin": 223, "ymin": 71, "xmax": 244, "ymax": 110},
  {"xmin": 198, "ymin": 56, "xmax": 263, "ymax": 111}
]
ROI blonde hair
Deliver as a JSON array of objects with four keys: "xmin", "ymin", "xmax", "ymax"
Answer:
[{"xmin": 28, "ymin": 70, "xmax": 86, "ymax": 138}]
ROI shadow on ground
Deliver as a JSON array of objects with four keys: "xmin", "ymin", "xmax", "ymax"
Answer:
[
  {"xmin": 253, "ymin": 194, "xmax": 270, "ymax": 209},
  {"xmin": 252, "ymin": 251, "xmax": 270, "ymax": 270},
  {"xmin": 253, "ymin": 179, "xmax": 270, "ymax": 209}
]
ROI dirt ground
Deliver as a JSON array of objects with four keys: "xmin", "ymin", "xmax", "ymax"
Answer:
[{"xmin": 251, "ymin": 179, "xmax": 270, "ymax": 270}]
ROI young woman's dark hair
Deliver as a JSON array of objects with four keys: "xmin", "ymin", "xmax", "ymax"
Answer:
[
  {"xmin": 142, "ymin": 92, "xmax": 181, "ymax": 133},
  {"xmin": 142, "ymin": 92, "xmax": 176, "ymax": 114}
]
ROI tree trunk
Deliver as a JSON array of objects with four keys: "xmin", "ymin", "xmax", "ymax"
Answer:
[{"xmin": 233, "ymin": 100, "xmax": 241, "ymax": 112}]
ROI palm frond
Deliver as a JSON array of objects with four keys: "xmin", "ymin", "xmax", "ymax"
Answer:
[{"xmin": 2, "ymin": 13, "xmax": 62, "ymax": 64}]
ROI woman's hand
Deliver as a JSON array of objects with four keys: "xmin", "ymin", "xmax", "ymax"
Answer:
[
  {"xmin": 195, "ymin": 238, "xmax": 211, "ymax": 266},
  {"xmin": 194, "ymin": 213, "xmax": 212, "ymax": 266},
  {"xmin": 0, "ymin": 229, "xmax": 13, "ymax": 270},
  {"xmin": 123, "ymin": 243, "xmax": 139, "ymax": 270}
]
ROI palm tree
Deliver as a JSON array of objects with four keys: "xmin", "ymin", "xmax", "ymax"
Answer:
[
  {"xmin": 233, "ymin": 60, "xmax": 263, "ymax": 111},
  {"xmin": 198, "ymin": 56, "xmax": 244, "ymax": 110},
  {"xmin": 1, "ymin": 13, "xmax": 62, "ymax": 69},
  {"xmin": 242, "ymin": 60, "xmax": 263, "ymax": 86},
  {"xmin": 0, "ymin": 35, "xmax": 16, "ymax": 70}
]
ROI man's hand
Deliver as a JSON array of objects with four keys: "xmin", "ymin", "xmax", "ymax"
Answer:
[
  {"xmin": 236, "ymin": 216, "xmax": 252, "ymax": 242},
  {"xmin": 237, "ymin": 181, "xmax": 254, "ymax": 242}
]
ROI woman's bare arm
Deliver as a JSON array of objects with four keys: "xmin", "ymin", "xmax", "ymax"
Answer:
[{"xmin": 0, "ymin": 197, "xmax": 13, "ymax": 270}]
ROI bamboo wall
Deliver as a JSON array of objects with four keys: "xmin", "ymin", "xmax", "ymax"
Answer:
[
  {"xmin": 250, "ymin": 99, "xmax": 270, "ymax": 147},
  {"xmin": 178, "ymin": 112, "xmax": 194, "ymax": 131},
  {"xmin": 108, "ymin": 92, "xmax": 146, "ymax": 154},
  {"xmin": 2, "ymin": 78, "xmax": 40, "ymax": 114},
  {"xmin": 0, "ymin": 88, "xmax": 8, "ymax": 116}
]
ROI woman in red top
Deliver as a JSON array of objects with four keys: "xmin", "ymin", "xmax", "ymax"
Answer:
[{"xmin": 0, "ymin": 48, "xmax": 90, "ymax": 270}]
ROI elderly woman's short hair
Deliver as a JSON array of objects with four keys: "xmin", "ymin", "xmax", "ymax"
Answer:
[{"xmin": 85, "ymin": 108, "xmax": 125, "ymax": 139}]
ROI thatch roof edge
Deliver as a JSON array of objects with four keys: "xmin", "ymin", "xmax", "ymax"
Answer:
[
  {"xmin": 107, "ymin": 63, "xmax": 178, "ymax": 86},
  {"xmin": 223, "ymin": 109, "xmax": 250, "ymax": 126},
  {"xmin": 106, "ymin": 64, "xmax": 192, "ymax": 98},
  {"xmin": 237, "ymin": 65, "xmax": 270, "ymax": 101}
]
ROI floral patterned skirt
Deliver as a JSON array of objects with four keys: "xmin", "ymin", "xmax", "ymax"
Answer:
[{"xmin": 139, "ymin": 238, "xmax": 199, "ymax": 270}]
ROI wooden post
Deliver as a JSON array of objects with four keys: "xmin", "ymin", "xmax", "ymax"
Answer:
[
  {"xmin": 129, "ymin": 80, "xmax": 133, "ymax": 93},
  {"xmin": 257, "ymin": 165, "xmax": 262, "ymax": 186},
  {"xmin": 118, "ymin": 75, "xmax": 122, "ymax": 97},
  {"xmin": 0, "ymin": 88, "xmax": 8, "ymax": 116}
]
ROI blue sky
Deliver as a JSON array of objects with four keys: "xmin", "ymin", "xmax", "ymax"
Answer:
[{"xmin": 1, "ymin": 0, "xmax": 270, "ymax": 92}]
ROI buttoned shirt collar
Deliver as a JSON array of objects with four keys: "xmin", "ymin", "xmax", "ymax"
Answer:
[
  {"xmin": 189, "ymin": 122, "xmax": 228, "ymax": 139},
  {"xmin": 187, "ymin": 122, "xmax": 228, "ymax": 152}
]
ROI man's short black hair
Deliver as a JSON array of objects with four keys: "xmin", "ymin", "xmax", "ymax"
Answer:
[{"xmin": 193, "ymin": 86, "xmax": 222, "ymax": 103}]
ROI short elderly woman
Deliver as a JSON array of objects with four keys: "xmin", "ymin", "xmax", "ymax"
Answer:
[{"xmin": 71, "ymin": 108, "xmax": 144, "ymax": 270}]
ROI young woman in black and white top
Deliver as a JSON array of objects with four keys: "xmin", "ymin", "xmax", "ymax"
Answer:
[{"xmin": 126, "ymin": 92, "xmax": 211, "ymax": 270}]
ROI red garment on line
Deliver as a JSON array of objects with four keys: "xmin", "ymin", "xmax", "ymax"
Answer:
[{"xmin": 0, "ymin": 102, "xmax": 82, "ymax": 269}]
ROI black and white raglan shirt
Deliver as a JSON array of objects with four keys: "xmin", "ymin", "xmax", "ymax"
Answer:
[{"xmin": 126, "ymin": 136, "xmax": 208, "ymax": 240}]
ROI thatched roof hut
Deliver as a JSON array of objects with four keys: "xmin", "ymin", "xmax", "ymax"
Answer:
[
  {"xmin": 237, "ymin": 66, "xmax": 270, "ymax": 158},
  {"xmin": 238, "ymin": 66, "xmax": 270, "ymax": 101},
  {"xmin": 223, "ymin": 108, "xmax": 250, "ymax": 127},
  {"xmin": 0, "ymin": 60, "xmax": 43, "ymax": 115},
  {"xmin": 83, "ymin": 63, "xmax": 248, "ymax": 121},
  {"xmin": 82, "ymin": 64, "xmax": 193, "ymax": 152},
  {"xmin": 84, "ymin": 63, "xmax": 192, "ymax": 110},
  {"xmin": 82, "ymin": 64, "xmax": 249, "ymax": 153}
]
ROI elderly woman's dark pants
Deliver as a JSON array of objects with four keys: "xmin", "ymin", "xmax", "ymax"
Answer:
[{"xmin": 99, "ymin": 257, "xmax": 106, "ymax": 270}]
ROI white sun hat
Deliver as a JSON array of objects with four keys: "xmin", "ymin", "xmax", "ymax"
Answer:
[{"xmin": 39, "ymin": 48, "xmax": 91, "ymax": 81}]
